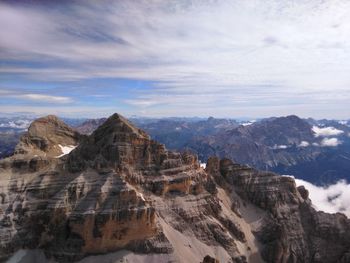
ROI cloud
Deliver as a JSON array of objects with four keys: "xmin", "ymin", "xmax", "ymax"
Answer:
[
  {"xmin": 272, "ymin": 144, "xmax": 288, "ymax": 149},
  {"xmin": 0, "ymin": 89, "xmax": 73, "ymax": 104},
  {"xmin": 298, "ymin": 141, "xmax": 310, "ymax": 147},
  {"xmin": 312, "ymin": 126, "xmax": 344, "ymax": 137},
  {"xmin": 320, "ymin": 137, "xmax": 342, "ymax": 147},
  {"xmin": 21, "ymin": 94, "xmax": 73, "ymax": 103},
  {"xmin": 295, "ymin": 178, "xmax": 350, "ymax": 217},
  {"xmin": 1, "ymin": 1, "xmax": 350, "ymax": 117}
]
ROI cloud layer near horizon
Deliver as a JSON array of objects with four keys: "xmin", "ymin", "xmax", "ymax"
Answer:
[
  {"xmin": 295, "ymin": 178, "xmax": 350, "ymax": 217},
  {"xmin": 1, "ymin": 0, "xmax": 350, "ymax": 117}
]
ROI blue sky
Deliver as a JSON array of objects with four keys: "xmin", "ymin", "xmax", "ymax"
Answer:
[{"xmin": 0, "ymin": 0, "xmax": 350, "ymax": 118}]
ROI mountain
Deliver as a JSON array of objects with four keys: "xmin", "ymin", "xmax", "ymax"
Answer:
[
  {"xmin": 15, "ymin": 115, "xmax": 82, "ymax": 157},
  {"xmin": 1, "ymin": 115, "xmax": 350, "ymax": 184},
  {"xmin": 75, "ymin": 118, "xmax": 107, "ymax": 135},
  {"xmin": 1, "ymin": 114, "xmax": 350, "ymax": 263},
  {"xmin": 131, "ymin": 117, "xmax": 239, "ymax": 150},
  {"xmin": 186, "ymin": 115, "xmax": 350, "ymax": 185}
]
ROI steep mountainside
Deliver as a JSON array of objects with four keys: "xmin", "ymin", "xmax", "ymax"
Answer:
[{"xmin": 1, "ymin": 114, "xmax": 350, "ymax": 263}]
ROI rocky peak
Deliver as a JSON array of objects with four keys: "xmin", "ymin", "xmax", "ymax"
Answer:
[
  {"xmin": 92, "ymin": 113, "xmax": 150, "ymax": 141},
  {"xmin": 67, "ymin": 113, "xmax": 192, "ymax": 173},
  {"xmin": 14, "ymin": 115, "xmax": 80, "ymax": 157}
]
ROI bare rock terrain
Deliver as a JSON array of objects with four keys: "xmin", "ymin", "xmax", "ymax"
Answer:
[{"xmin": 1, "ymin": 113, "xmax": 350, "ymax": 263}]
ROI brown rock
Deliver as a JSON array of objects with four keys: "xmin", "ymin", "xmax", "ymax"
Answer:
[{"xmin": 203, "ymin": 255, "xmax": 220, "ymax": 263}]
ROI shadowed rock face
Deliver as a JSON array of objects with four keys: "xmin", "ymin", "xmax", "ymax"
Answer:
[{"xmin": 1, "ymin": 113, "xmax": 350, "ymax": 263}]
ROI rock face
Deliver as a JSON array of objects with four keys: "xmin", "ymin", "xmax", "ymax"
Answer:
[
  {"xmin": 15, "ymin": 115, "xmax": 81, "ymax": 157},
  {"xmin": 1, "ymin": 113, "xmax": 350, "ymax": 263}
]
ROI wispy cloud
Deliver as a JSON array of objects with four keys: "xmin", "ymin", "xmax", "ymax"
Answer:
[
  {"xmin": 0, "ymin": 89, "xmax": 73, "ymax": 104},
  {"xmin": 20, "ymin": 94, "xmax": 73, "ymax": 103},
  {"xmin": 1, "ymin": 1, "xmax": 350, "ymax": 117}
]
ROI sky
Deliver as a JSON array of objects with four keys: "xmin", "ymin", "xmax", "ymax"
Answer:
[{"xmin": 1, "ymin": 0, "xmax": 350, "ymax": 118}]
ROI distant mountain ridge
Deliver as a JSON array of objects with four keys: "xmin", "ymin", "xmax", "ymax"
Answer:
[{"xmin": 1, "ymin": 115, "xmax": 350, "ymax": 185}]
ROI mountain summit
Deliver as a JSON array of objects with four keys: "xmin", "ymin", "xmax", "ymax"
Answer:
[
  {"xmin": 15, "ymin": 114, "xmax": 80, "ymax": 157},
  {"xmin": 0, "ymin": 114, "xmax": 350, "ymax": 263}
]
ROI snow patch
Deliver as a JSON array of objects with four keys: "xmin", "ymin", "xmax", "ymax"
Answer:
[
  {"xmin": 56, "ymin": 144, "xmax": 77, "ymax": 158},
  {"xmin": 138, "ymin": 193, "xmax": 145, "ymax": 202},
  {"xmin": 312, "ymin": 126, "xmax": 344, "ymax": 137},
  {"xmin": 200, "ymin": 162, "xmax": 206, "ymax": 169}
]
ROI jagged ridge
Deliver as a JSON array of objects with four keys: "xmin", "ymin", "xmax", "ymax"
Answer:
[{"xmin": 0, "ymin": 114, "xmax": 349, "ymax": 263}]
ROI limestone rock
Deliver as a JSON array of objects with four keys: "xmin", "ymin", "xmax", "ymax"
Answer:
[
  {"xmin": 1, "ymin": 113, "xmax": 350, "ymax": 263},
  {"xmin": 15, "ymin": 115, "xmax": 81, "ymax": 157}
]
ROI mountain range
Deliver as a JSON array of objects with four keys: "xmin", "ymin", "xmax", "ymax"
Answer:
[
  {"xmin": 1, "ymin": 114, "xmax": 350, "ymax": 263},
  {"xmin": 1, "ymin": 115, "xmax": 349, "ymax": 186},
  {"xmin": 75, "ymin": 115, "xmax": 350, "ymax": 185}
]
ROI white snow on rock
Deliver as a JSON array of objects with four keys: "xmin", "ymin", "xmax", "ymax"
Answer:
[
  {"xmin": 200, "ymin": 162, "xmax": 206, "ymax": 169},
  {"xmin": 56, "ymin": 144, "xmax": 77, "ymax": 158},
  {"xmin": 312, "ymin": 126, "xmax": 344, "ymax": 137}
]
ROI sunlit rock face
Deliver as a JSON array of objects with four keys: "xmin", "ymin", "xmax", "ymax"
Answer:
[
  {"xmin": 1, "ymin": 113, "xmax": 350, "ymax": 263},
  {"xmin": 15, "ymin": 115, "xmax": 81, "ymax": 157}
]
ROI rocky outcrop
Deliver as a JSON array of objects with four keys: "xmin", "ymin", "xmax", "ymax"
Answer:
[
  {"xmin": 206, "ymin": 156, "xmax": 350, "ymax": 263},
  {"xmin": 1, "ymin": 113, "xmax": 350, "ymax": 263},
  {"xmin": 15, "ymin": 115, "xmax": 81, "ymax": 157}
]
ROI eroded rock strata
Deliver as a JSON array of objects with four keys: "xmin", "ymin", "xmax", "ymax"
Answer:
[{"xmin": 0, "ymin": 113, "xmax": 349, "ymax": 263}]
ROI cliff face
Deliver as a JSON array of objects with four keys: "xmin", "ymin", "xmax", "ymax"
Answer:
[
  {"xmin": 206, "ymin": 157, "xmax": 350, "ymax": 262},
  {"xmin": 0, "ymin": 114, "xmax": 349, "ymax": 263}
]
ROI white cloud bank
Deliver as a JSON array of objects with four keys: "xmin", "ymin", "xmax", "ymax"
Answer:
[
  {"xmin": 320, "ymin": 137, "xmax": 342, "ymax": 147},
  {"xmin": 295, "ymin": 179, "xmax": 350, "ymax": 217},
  {"xmin": 312, "ymin": 126, "xmax": 344, "ymax": 137}
]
